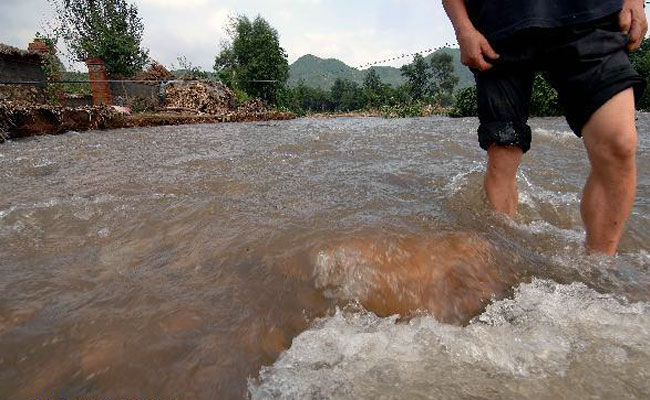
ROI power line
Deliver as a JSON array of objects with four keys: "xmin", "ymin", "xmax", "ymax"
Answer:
[
  {"xmin": 355, "ymin": 7, "xmax": 650, "ymax": 70},
  {"xmin": 356, "ymin": 42, "xmax": 458, "ymax": 69}
]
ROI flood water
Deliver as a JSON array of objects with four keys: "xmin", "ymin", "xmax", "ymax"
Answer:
[{"xmin": 0, "ymin": 115, "xmax": 649, "ymax": 399}]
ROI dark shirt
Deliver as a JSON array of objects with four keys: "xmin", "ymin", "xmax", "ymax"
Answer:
[{"xmin": 466, "ymin": 0, "xmax": 623, "ymax": 41}]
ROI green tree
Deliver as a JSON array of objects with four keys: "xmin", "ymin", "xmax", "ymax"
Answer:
[
  {"xmin": 430, "ymin": 53, "xmax": 459, "ymax": 105},
  {"xmin": 214, "ymin": 15, "xmax": 289, "ymax": 104},
  {"xmin": 331, "ymin": 78, "xmax": 364, "ymax": 111},
  {"xmin": 48, "ymin": 0, "xmax": 149, "ymax": 77},
  {"xmin": 363, "ymin": 69, "xmax": 388, "ymax": 107},
  {"xmin": 278, "ymin": 80, "xmax": 334, "ymax": 113},
  {"xmin": 400, "ymin": 53, "xmax": 432, "ymax": 101},
  {"xmin": 630, "ymin": 38, "xmax": 650, "ymax": 111},
  {"xmin": 363, "ymin": 69, "xmax": 383, "ymax": 91}
]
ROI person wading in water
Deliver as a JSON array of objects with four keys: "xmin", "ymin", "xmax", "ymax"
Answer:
[{"xmin": 443, "ymin": 0, "xmax": 648, "ymax": 255}]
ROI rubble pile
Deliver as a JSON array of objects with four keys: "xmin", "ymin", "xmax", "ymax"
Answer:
[
  {"xmin": 135, "ymin": 62, "xmax": 174, "ymax": 82},
  {"xmin": 0, "ymin": 102, "xmax": 11, "ymax": 141},
  {"xmin": 0, "ymin": 85, "xmax": 48, "ymax": 105},
  {"xmin": 0, "ymin": 101, "xmax": 125, "ymax": 142},
  {"xmin": 0, "ymin": 78, "xmax": 296, "ymax": 141},
  {"xmin": 0, "ymin": 43, "xmax": 36, "ymax": 57},
  {"xmin": 164, "ymin": 81, "xmax": 239, "ymax": 114},
  {"xmin": 236, "ymin": 98, "xmax": 269, "ymax": 113}
]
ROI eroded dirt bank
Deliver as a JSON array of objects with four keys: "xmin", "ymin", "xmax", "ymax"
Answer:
[{"xmin": 0, "ymin": 102, "xmax": 295, "ymax": 142}]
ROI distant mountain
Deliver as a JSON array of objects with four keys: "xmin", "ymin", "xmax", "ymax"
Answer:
[
  {"xmin": 288, "ymin": 48, "xmax": 474, "ymax": 90},
  {"xmin": 288, "ymin": 54, "xmax": 363, "ymax": 89}
]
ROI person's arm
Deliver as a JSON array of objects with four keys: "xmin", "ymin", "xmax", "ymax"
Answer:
[
  {"xmin": 619, "ymin": 0, "xmax": 648, "ymax": 51},
  {"xmin": 442, "ymin": 0, "xmax": 499, "ymax": 71}
]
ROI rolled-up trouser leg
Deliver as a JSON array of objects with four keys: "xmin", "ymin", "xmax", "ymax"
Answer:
[{"xmin": 474, "ymin": 66, "xmax": 535, "ymax": 153}]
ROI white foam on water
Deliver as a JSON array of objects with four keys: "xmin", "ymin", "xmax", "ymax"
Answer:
[
  {"xmin": 532, "ymin": 128, "xmax": 576, "ymax": 142},
  {"xmin": 31, "ymin": 159, "xmax": 54, "ymax": 168},
  {"xmin": 97, "ymin": 227, "xmax": 110, "ymax": 238},
  {"xmin": 250, "ymin": 279, "xmax": 650, "ymax": 399},
  {"xmin": 443, "ymin": 162, "xmax": 485, "ymax": 195},
  {"xmin": 446, "ymin": 168, "xmax": 579, "ymax": 209},
  {"xmin": 517, "ymin": 170, "xmax": 580, "ymax": 208},
  {"xmin": 519, "ymin": 186, "xmax": 579, "ymax": 209},
  {"xmin": 0, "ymin": 205, "xmax": 17, "ymax": 219},
  {"xmin": 629, "ymin": 250, "xmax": 650, "ymax": 264},
  {"xmin": 446, "ymin": 167, "xmax": 583, "ymax": 243},
  {"xmin": 511, "ymin": 219, "xmax": 585, "ymax": 244}
]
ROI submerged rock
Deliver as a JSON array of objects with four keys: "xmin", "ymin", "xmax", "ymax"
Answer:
[{"xmin": 313, "ymin": 232, "xmax": 513, "ymax": 324}]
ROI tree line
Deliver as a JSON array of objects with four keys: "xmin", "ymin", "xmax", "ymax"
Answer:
[
  {"xmin": 46, "ymin": 0, "xmax": 650, "ymax": 114},
  {"xmin": 212, "ymin": 15, "xmax": 460, "ymax": 114},
  {"xmin": 276, "ymin": 53, "xmax": 459, "ymax": 115}
]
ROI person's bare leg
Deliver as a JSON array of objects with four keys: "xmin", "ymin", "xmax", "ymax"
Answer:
[
  {"xmin": 484, "ymin": 145, "xmax": 524, "ymax": 217},
  {"xmin": 581, "ymin": 88, "xmax": 638, "ymax": 256}
]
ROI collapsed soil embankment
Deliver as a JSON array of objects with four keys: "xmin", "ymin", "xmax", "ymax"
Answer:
[
  {"xmin": 0, "ymin": 80, "xmax": 295, "ymax": 142},
  {"xmin": 0, "ymin": 103, "xmax": 126, "ymax": 141}
]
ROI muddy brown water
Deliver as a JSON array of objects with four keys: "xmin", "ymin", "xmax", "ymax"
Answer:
[{"xmin": 0, "ymin": 116, "xmax": 649, "ymax": 399}]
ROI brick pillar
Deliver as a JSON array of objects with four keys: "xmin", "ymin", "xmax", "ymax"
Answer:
[
  {"xmin": 29, "ymin": 38, "xmax": 66, "ymax": 106},
  {"xmin": 86, "ymin": 57, "xmax": 113, "ymax": 106}
]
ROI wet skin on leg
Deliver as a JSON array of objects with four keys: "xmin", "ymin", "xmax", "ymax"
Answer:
[
  {"xmin": 581, "ymin": 88, "xmax": 638, "ymax": 256},
  {"xmin": 483, "ymin": 90, "xmax": 637, "ymax": 255},
  {"xmin": 484, "ymin": 145, "xmax": 524, "ymax": 217}
]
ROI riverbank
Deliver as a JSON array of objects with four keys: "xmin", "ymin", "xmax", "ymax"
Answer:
[
  {"xmin": 0, "ymin": 102, "xmax": 295, "ymax": 142},
  {"xmin": 303, "ymin": 104, "xmax": 453, "ymax": 119},
  {"xmin": 0, "ymin": 101, "xmax": 458, "ymax": 142}
]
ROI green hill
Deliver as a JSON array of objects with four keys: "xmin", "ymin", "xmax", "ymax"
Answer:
[
  {"xmin": 288, "ymin": 54, "xmax": 362, "ymax": 89},
  {"xmin": 288, "ymin": 48, "xmax": 474, "ymax": 90}
]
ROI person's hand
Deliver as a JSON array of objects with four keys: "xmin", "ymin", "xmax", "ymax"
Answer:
[
  {"xmin": 457, "ymin": 28, "xmax": 500, "ymax": 71},
  {"xmin": 619, "ymin": 0, "xmax": 648, "ymax": 51}
]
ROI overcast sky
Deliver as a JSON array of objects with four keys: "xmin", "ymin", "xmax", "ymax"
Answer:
[
  {"xmin": 0, "ymin": 0, "xmax": 459, "ymax": 71},
  {"xmin": 2, "ymin": 1, "xmax": 648, "ymax": 72}
]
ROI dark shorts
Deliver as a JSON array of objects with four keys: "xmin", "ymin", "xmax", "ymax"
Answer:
[{"xmin": 474, "ymin": 13, "xmax": 646, "ymax": 153}]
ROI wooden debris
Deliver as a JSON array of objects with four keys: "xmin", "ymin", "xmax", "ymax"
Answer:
[
  {"xmin": 135, "ymin": 62, "xmax": 174, "ymax": 82},
  {"xmin": 164, "ymin": 81, "xmax": 239, "ymax": 114}
]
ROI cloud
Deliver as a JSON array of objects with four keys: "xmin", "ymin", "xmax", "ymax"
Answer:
[
  {"xmin": 0, "ymin": 0, "xmax": 466, "ymax": 72},
  {"xmin": 139, "ymin": 0, "xmax": 208, "ymax": 8}
]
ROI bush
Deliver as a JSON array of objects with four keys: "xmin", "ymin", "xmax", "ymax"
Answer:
[
  {"xmin": 379, "ymin": 103, "xmax": 424, "ymax": 118},
  {"xmin": 450, "ymin": 74, "xmax": 562, "ymax": 118},
  {"xmin": 449, "ymin": 86, "xmax": 477, "ymax": 117},
  {"xmin": 630, "ymin": 38, "xmax": 650, "ymax": 111},
  {"xmin": 233, "ymin": 87, "xmax": 250, "ymax": 105},
  {"xmin": 530, "ymin": 74, "xmax": 562, "ymax": 117}
]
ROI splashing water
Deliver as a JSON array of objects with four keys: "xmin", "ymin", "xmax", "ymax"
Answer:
[{"xmin": 250, "ymin": 279, "xmax": 650, "ymax": 399}]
